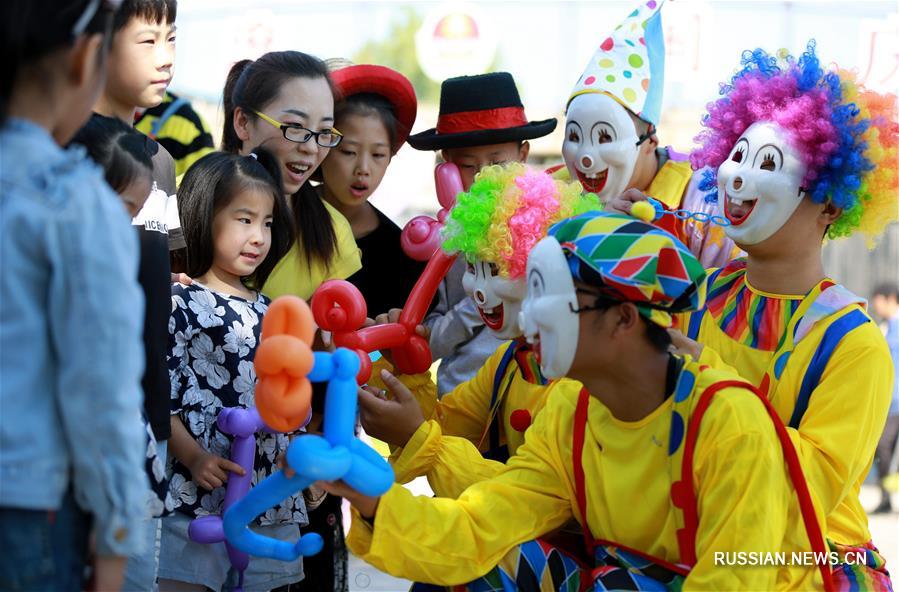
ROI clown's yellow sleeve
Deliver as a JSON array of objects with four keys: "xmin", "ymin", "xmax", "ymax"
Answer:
[
  {"xmin": 783, "ymin": 321, "xmax": 893, "ymax": 542},
  {"xmin": 387, "ymin": 346, "xmax": 510, "ymax": 495},
  {"xmin": 346, "ymin": 399, "xmax": 571, "ymax": 584}
]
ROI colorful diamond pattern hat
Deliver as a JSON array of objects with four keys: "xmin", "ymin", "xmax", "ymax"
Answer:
[
  {"xmin": 548, "ymin": 211, "xmax": 707, "ymax": 327},
  {"xmin": 568, "ymin": 0, "xmax": 666, "ymax": 126}
]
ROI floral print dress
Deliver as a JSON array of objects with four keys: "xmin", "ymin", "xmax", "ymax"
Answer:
[{"xmin": 167, "ymin": 282, "xmax": 306, "ymax": 526}]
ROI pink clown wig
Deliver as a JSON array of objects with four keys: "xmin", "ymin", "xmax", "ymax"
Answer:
[
  {"xmin": 442, "ymin": 163, "xmax": 601, "ymax": 279},
  {"xmin": 691, "ymin": 40, "xmax": 898, "ymax": 242}
]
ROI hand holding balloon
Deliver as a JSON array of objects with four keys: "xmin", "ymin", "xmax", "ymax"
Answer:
[{"xmin": 400, "ymin": 162, "xmax": 463, "ymax": 260}]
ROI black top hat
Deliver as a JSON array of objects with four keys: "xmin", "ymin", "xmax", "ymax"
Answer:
[{"xmin": 407, "ymin": 72, "xmax": 557, "ymax": 151}]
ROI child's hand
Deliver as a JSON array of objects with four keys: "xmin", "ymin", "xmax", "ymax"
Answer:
[
  {"xmin": 357, "ymin": 369, "xmax": 425, "ymax": 448},
  {"xmin": 668, "ymin": 328, "xmax": 704, "ymax": 359},
  {"xmin": 188, "ymin": 451, "xmax": 246, "ymax": 490},
  {"xmin": 605, "ymin": 188, "xmax": 649, "ymax": 215},
  {"xmin": 317, "ymin": 479, "xmax": 380, "ymax": 519}
]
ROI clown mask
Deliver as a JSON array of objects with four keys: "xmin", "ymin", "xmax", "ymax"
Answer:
[
  {"xmin": 717, "ymin": 121, "xmax": 808, "ymax": 246},
  {"xmin": 462, "ymin": 259, "xmax": 527, "ymax": 340},
  {"xmin": 518, "ymin": 237, "xmax": 579, "ymax": 379},
  {"xmin": 563, "ymin": 93, "xmax": 641, "ymax": 202}
]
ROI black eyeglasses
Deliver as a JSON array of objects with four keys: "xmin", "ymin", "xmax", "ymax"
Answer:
[
  {"xmin": 253, "ymin": 111, "xmax": 343, "ymax": 148},
  {"xmin": 568, "ymin": 288, "xmax": 615, "ymax": 314},
  {"xmin": 71, "ymin": 0, "xmax": 122, "ymax": 37}
]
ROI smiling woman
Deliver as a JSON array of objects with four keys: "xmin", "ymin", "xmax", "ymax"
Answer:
[{"xmin": 221, "ymin": 51, "xmax": 363, "ymax": 300}]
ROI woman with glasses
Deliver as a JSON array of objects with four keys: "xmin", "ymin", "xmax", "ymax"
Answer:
[{"xmin": 222, "ymin": 50, "xmax": 362, "ymax": 301}]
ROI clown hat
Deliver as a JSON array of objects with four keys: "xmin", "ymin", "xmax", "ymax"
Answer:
[
  {"xmin": 330, "ymin": 63, "xmax": 418, "ymax": 154},
  {"xmin": 568, "ymin": 0, "xmax": 666, "ymax": 126},
  {"xmin": 408, "ymin": 72, "xmax": 557, "ymax": 151}
]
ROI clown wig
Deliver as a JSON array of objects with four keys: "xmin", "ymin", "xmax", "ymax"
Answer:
[
  {"xmin": 691, "ymin": 40, "xmax": 898, "ymax": 243},
  {"xmin": 442, "ymin": 162, "xmax": 601, "ymax": 278}
]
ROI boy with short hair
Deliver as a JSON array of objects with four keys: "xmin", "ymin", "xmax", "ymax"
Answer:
[
  {"xmin": 409, "ymin": 72, "xmax": 557, "ymax": 395},
  {"xmin": 92, "ymin": 1, "xmax": 179, "ymax": 589}
]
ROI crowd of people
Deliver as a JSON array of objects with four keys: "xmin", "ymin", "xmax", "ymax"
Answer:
[{"xmin": 1, "ymin": 0, "xmax": 897, "ymax": 591}]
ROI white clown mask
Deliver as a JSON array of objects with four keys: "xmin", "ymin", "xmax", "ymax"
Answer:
[
  {"xmin": 518, "ymin": 237, "xmax": 579, "ymax": 379},
  {"xmin": 717, "ymin": 121, "xmax": 808, "ymax": 246},
  {"xmin": 462, "ymin": 259, "xmax": 527, "ymax": 340},
  {"xmin": 563, "ymin": 93, "xmax": 642, "ymax": 203}
]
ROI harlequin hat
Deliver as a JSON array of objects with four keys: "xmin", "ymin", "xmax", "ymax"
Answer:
[
  {"xmin": 568, "ymin": 0, "xmax": 666, "ymax": 126},
  {"xmin": 330, "ymin": 64, "xmax": 418, "ymax": 154},
  {"xmin": 408, "ymin": 72, "xmax": 557, "ymax": 151},
  {"xmin": 548, "ymin": 211, "xmax": 707, "ymax": 327}
]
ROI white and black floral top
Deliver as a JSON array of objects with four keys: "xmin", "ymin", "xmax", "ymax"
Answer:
[{"xmin": 167, "ymin": 282, "xmax": 307, "ymax": 526}]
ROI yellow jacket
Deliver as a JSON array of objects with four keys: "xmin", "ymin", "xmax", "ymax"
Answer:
[
  {"xmin": 678, "ymin": 260, "xmax": 893, "ymax": 546},
  {"xmin": 385, "ymin": 341, "xmax": 581, "ymax": 499},
  {"xmin": 348, "ymin": 358, "xmax": 821, "ymax": 589}
]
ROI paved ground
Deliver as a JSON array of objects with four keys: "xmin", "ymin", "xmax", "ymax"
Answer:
[{"xmin": 346, "ymin": 483, "xmax": 899, "ymax": 592}]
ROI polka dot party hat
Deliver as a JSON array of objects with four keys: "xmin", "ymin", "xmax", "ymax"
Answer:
[{"xmin": 568, "ymin": 0, "xmax": 666, "ymax": 126}]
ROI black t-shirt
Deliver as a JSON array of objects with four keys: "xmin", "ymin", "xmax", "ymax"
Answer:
[
  {"xmin": 133, "ymin": 139, "xmax": 176, "ymax": 440},
  {"xmin": 346, "ymin": 206, "xmax": 426, "ymax": 319}
]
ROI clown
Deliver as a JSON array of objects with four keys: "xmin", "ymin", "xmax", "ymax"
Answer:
[
  {"xmin": 676, "ymin": 41, "xmax": 898, "ymax": 590},
  {"xmin": 329, "ymin": 213, "xmax": 827, "ymax": 591},
  {"xmin": 560, "ymin": 0, "xmax": 742, "ymax": 269},
  {"xmin": 356, "ymin": 163, "xmax": 599, "ymax": 499}
]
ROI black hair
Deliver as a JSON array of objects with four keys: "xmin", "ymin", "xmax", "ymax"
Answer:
[
  {"xmin": 873, "ymin": 283, "xmax": 899, "ymax": 300},
  {"xmin": 70, "ymin": 113, "xmax": 152, "ymax": 193},
  {"xmin": 112, "ymin": 0, "xmax": 176, "ymax": 33},
  {"xmin": 1, "ymin": 0, "xmax": 116, "ymax": 126},
  {"xmin": 222, "ymin": 51, "xmax": 341, "ymax": 274},
  {"xmin": 178, "ymin": 147, "xmax": 292, "ymax": 289},
  {"xmin": 587, "ymin": 295, "xmax": 672, "ymax": 353},
  {"xmin": 335, "ymin": 92, "xmax": 401, "ymax": 154}
]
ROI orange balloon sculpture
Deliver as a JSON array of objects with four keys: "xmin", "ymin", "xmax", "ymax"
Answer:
[{"xmin": 254, "ymin": 296, "xmax": 316, "ymax": 432}]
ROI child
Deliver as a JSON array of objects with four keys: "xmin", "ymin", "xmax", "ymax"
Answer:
[
  {"xmin": 0, "ymin": 1, "xmax": 147, "ymax": 590},
  {"xmin": 330, "ymin": 213, "xmax": 826, "ymax": 590},
  {"xmin": 319, "ymin": 63, "xmax": 424, "ymax": 318},
  {"xmin": 71, "ymin": 113, "xmax": 154, "ymax": 217},
  {"xmin": 222, "ymin": 51, "xmax": 362, "ymax": 301},
  {"xmin": 871, "ymin": 283, "xmax": 899, "ymax": 515},
  {"xmin": 158, "ymin": 149, "xmax": 300, "ymax": 591},
  {"xmin": 561, "ymin": 0, "xmax": 741, "ymax": 269},
  {"xmin": 675, "ymin": 42, "xmax": 897, "ymax": 588},
  {"xmin": 410, "ymin": 72, "xmax": 558, "ymax": 396}
]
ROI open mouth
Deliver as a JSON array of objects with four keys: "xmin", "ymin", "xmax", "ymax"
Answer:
[
  {"xmin": 576, "ymin": 169, "xmax": 609, "ymax": 194},
  {"xmin": 479, "ymin": 303, "xmax": 505, "ymax": 331},
  {"xmin": 724, "ymin": 193, "xmax": 757, "ymax": 226},
  {"xmin": 285, "ymin": 162, "xmax": 312, "ymax": 184},
  {"xmin": 349, "ymin": 183, "xmax": 369, "ymax": 199}
]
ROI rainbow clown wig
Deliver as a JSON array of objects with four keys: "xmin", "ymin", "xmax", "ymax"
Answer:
[
  {"xmin": 691, "ymin": 40, "xmax": 898, "ymax": 244},
  {"xmin": 442, "ymin": 162, "xmax": 601, "ymax": 279}
]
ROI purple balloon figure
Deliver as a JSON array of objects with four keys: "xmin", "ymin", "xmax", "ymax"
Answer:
[{"xmin": 187, "ymin": 406, "xmax": 309, "ymax": 591}]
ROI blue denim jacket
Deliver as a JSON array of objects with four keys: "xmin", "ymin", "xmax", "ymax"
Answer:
[{"xmin": 0, "ymin": 118, "xmax": 148, "ymax": 556}]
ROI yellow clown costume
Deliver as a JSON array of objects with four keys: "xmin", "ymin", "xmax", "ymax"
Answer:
[
  {"xmin": 381, "ymin": 163, "xmax": 600, "ymax": 498},
  {"xmin": 348, "ymin": 213, "xmax": 829, "ymax": 591},
  {"xmin": 678, "ymin": 42, "xmax": 898, "ymax": 590}
]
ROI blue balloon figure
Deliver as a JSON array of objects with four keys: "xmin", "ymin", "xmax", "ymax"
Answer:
[{"xmin": 223, "ymin": 348, "xmax": 394, "ymax": 561}]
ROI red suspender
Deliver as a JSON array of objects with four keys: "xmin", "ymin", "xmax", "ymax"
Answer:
[{"xmin": 572, "ymin": 388, "xmax": 595, "ymax": 557}]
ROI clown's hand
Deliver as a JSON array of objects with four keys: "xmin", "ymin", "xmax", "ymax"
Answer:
[
  {"xmin": 358, "ymin": 369, "xmax": 424, "ymax": 448},
  {"xmin": 317, "ymin": 479, "xmax": 380, "ymax": 520},
  {"xmin": 606, "ymin": 188, "xmax": 649, "ymax": 215},
  {"xmin": 668, "ymin": 328, "xmax": 704, "ymax": 359}
]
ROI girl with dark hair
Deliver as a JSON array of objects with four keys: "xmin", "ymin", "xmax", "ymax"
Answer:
[
  {"xmin": 71, "ymin": 113, "xmax": 154, "ymax": 217},
  {"xmin": 320, "ymin": 64, "xmax": 424, "ymax": 319},
  {"xmin": 0, "ymin": 1, "xmax": 150, "ymax": 590},
  {"xmin": 221, "ymin": 50, "xmax": 362, "ymax": 301},
  {"xmin": 159, "ymin": 149, "xmax": 302, "ymax": 591}
]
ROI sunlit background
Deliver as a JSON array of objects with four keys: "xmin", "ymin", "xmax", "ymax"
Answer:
[{"xmin": 168, "ymin": 2, "xmax": 898, "ymax": 585}]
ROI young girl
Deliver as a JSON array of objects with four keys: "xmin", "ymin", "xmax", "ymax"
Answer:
[
  {"xmin": 222, "ymin": 50, "xmax": 361, "ymax": 301},
  {"xmin": 0, "ymin": 1, "xmax": 148, "ymax": 590},
  {"xmin": 158, "ymin": 149, "xmax": 301, "ymax": 591},
  {"xmin": 319, "ymin": 63, "xmax": 425, "ymax": 318}
]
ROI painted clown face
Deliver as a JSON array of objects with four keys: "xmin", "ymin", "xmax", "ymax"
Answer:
[
  {"xmin": 519, "ymin": 237, "xmax": 579, "ymax": 379},
  {"xmin": 717, "ymin": 121, "xmax": 808, "ymax": 246},
  {"xmin": 462, "ymin": 259, "xmax": 527, "ymax": 339},
  {"xmin": 563, "ymin": 93, "xmax": 640, "ymax": 203}
]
